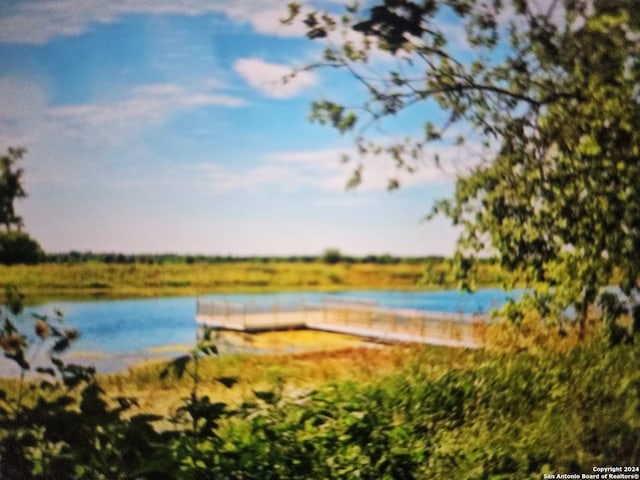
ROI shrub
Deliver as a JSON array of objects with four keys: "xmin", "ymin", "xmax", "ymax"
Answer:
[
  {"xmin": 0, "ymin": 286, "xmax": 178, "ymax": 479},
  {"xmin": 321, "ymin": 248, "xmax": 342, "ymax": 264},
  {"xmin": 0, "ymin": 231, "xmax": 44, "ymax": 265}
]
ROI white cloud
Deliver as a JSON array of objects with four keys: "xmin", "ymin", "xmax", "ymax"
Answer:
[
  {"xmin": 0, "ymin": 0, "xmax": 322, "ymax": 44},
  {"xmin": 233, "ymin": 58, "xmax": 317, "ymax": 99},
  {"xmin": 194, "ymin": 163, "xmax": 304, "ymax": 193},
  {"xmin": 50, "ymin": 83, "xmax": 245, "ymax": 129},
  {"xmin": 0, "ymin": 76, "xmax": 247, "ymax": 189},
  {"xmin": 196, "ymin": 140, "xmax": 481, "ymax": 195}
]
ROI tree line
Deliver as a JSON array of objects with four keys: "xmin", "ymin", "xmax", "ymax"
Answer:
[{"xmin": 43, "ymin": 250, "xmax": 449, "ymax": 266}]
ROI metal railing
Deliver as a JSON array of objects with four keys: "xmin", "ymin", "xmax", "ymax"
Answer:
[{"xmin": 196, "ymin": 297, "xmax": 488, "ymax": 346}]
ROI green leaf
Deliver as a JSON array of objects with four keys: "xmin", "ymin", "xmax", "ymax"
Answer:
[
  {"xmin": 424, "ymin": 122, "xmax": 441, "ymax": 141},
  {"xmin": 216, "ymin": 376, "xmax": 239, "ymax": 389},
  {"xmin": 254, "ymin": 390, "xmax": 279, "ymax": 405},
  {"xmin": 160, "ymin": 355, "xmax": 191, "ymax": 380},
  {"xmin": 198, "ymin": 344, "xmax": 218, "ymax": 356},
  {"xmin": 52, "ymin": 337, "xmax": 70, "ymax": 353}
]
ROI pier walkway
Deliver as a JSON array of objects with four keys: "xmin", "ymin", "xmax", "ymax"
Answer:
[{"xmin": 196, "ymin": 298, "xmax": 488, "ymax": 348}]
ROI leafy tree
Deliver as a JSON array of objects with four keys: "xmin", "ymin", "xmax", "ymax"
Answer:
[
  {"xmin": 322, "ymin": 247, "xmax": 343, "ymax": 264},
  {"xmin": 285, "ymin": 1, "xmax": 640, "ymax": 336},
  {"xmin": 0, "ymin": 231, "xmax": 45, "ymax": 265},
  {"xmin": 0, "ymin": 148, "xmax": 44, "ymax": 265},
  {"xmin": 0, "ymin": 147, "xmax": 27, "ymax": 232}
]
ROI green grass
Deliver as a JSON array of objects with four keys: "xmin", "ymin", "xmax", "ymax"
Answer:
[
  {"xmin": 0, "ymin": 260, "xmax": 503, "ymax": 302},
  {"xmin": 96, "ymin": 342, "xmax": 416, "ymax": 417},
  {"xmin": 91, "ymin": 314, "xmax": 598, "ymax": 417}
]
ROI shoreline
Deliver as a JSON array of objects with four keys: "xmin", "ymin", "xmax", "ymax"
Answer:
[{"xmin": 0, "ymin": 329, "xmax": 374, "ymax": 378}]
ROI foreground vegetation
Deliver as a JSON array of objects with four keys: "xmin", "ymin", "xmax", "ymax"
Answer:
[
  {"xmin": 0, "ymin": 259, "xmax": 502, "ymax": 301},
  {"xmin": 1, "ymin": 326, "xmax": 639, "ymax": 479}
]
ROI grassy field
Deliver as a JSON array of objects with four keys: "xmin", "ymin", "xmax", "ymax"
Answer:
[
  {"xmin": 30, "ymin": 313, "xmax": 590, "ymax": 419},
  {"xmin": 0, "ymin": 260, "xmax": 503, "ymax": 302},
  {"xmin": 0, "ymin": 338, "xmax": 486, "ymax": 419},
  {"xmin": 99, "ymin": 341, "xmax": 418, "ymax": 418}
]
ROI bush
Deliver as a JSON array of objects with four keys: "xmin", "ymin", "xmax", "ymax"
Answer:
[
  {"xmin": 167, "ymin": 341, "xmax": 640, "ymax": 479},
  {"xmin": 321, "ymin": 248, "xmax": 342, "ymax": 264},
  {"xmin": 0, "ymin": 231, "xmax": 44, "ymax": 265},
  {"xmin": 0, "ymin": 288, "xmax": 178, "ymax": 479}
]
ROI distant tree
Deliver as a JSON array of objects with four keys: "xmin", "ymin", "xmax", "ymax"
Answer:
[
  {"xmin": 322, "ymin": 248, "xmax": 343, "ymax": 264},
  {"xmin": 378, "ymin": 254, "xmax": 399, "ymax": 265},
  {"xmin": 68, "ymin": 250, "xmax": 84, "ymax": 262},
  {"xmin": 362, "ymin": 255, "xmax": 377, "ymax": 264},
  {"xmin": 287, "ymin": 1, "xmax": 640, "ymax": 338}
]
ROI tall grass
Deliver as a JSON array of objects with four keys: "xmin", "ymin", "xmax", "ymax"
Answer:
[
  {"xmin": 154, "ymin": 338, "xmax": 640, "ymax": 479},
  {"xmin": 0, "ymin": 261, "xmax": 504, "ymax": 302}
]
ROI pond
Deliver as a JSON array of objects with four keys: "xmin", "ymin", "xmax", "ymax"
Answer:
[{"xmin": 5, "ymin": 288, "xmax": 522, "ymax": 375}]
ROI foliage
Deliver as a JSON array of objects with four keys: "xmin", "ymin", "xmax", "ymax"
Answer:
[
  {"xmin": 284, "ymin": 1, "xmax": 640, "ymax": 335},
  {"xmin": 0, "ymin": 147, "xmax": 27, "ymax": 232},
  {"xmin": 0, "ymin": 285, "xmax": 178, "ymax": 479},
  {"xmin": 45, "ymin": 251, "xmax": 442, "ymax": 265},
  {"xmin": 158, "ymin": 341, "xmax": 640, "ymax": 479},
  {"xmin": 321, "ymin": 247, "xmax": 343, "ymax": 264},
  {"xmin": 0, "ymin": 148, "xmax": 43, "ymax": 265},
  {"xmin": 0, "ymin": 231, "xmax": 45, "ymax": 266}
]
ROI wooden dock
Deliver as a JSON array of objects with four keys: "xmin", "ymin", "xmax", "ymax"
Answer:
[{"xmin": 195, "ymin": 299, "xmax": 488, "ymax": 348}]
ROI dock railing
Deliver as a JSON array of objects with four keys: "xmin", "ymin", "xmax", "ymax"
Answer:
[{"xmin": 195, "ymin": 297, "xmax": 488, "ymax": 347}]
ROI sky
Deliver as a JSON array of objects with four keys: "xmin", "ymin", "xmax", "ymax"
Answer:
[{"xmin": 0, "ymin": 0, "xmax": 478, "ymax": 257}]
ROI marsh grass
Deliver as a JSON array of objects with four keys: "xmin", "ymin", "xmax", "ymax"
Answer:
[
  {"xmin": 0, "ymin": 261, "xmax": 501, "ymax": 301},
  {"xmin": 482, "ymin": 308, "xmax": 604, "ymax": 354},
  {"xmin": 91, "ymin": 316, "xmax": 609, "ymax": 420},
  {"xmin": 97, "ymin": 335, "xmax": 410, "ymax": 418},
  {"xmin": 89, "ymin": 334, "xmax": 503, "ymax": 428},
  {"xmin": 0, "ymin": 319, "xmax": 592, "ymax": 419}
]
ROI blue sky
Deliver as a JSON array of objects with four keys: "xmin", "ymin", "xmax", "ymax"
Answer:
[{"xmin": 0, "ymin": 0, "xmax": 478, "ymax": 257}]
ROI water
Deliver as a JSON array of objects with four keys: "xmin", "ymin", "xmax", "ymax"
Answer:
[
  {"xmin": 4, "ymin": 288, "xmax": 522, "ymax": 375},
  {"xmin": 196, "ymin": 288, "xmax": 521, "ymax": 315},
  {"xmin": 30, "ymin": 297, "xmax": 197, "ymax": 355}
]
